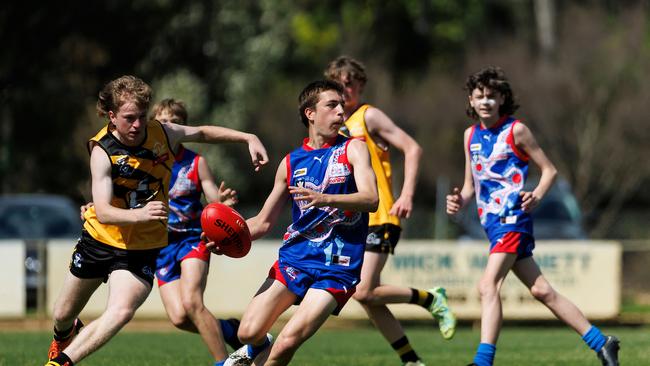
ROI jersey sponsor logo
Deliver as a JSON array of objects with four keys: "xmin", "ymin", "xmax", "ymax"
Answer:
[
  {"xmin": 332, "ymin": 255, "xmax": 350, "ymax": 266},
  {"xmin": 500, "ymin": 215, "xmax": 518, "ymax": 224},
  {"xmin": 293, "ymin": 167, "xmax": 307, "ymax": 178},
  {"xmin": 329, "ymin": 176, "xmax": 346, "ymax": 184},
  {"xmin": 470, "ymin": 143, "xmax": 482, "ymax": 151}
]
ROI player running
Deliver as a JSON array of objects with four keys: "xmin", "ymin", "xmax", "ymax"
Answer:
[
  {"xmin": 325, "ymin": 56, "xmax": 456, "ymax": 366},
  {"xmin": 446, "ymin": 66, "xmax": 619, "ymax": 366},
  {"xmin": 45, "ymin": 75, "xmax": 268, "ymax": 366},
  {"xmin": 208, "ymin": 80, "xmax": 378, "ymax": 366}
]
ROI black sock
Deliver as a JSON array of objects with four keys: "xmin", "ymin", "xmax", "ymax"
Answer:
[
  {"xmin": 409, "ymin": 288, "xmax": 434, "ymax": 309},
  {"xmin": 51, "ymin": 352, "xmax": 74, "ymax": 366},
  {"xmin": 53, "ymin": 325, "xmax": 74, "ymax": 341},
  {"xmin": 391, "ymin": 336, "xmax": 420, "ymax": 363}
]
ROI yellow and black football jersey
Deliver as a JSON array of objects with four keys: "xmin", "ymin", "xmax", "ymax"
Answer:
[
  {"xmin": 341, "ymin": 104, "xmax": 399, "ymax": 228},
  {"xmin": 83, "ymin": 120, "xmax": 175, "ymax": 250}
]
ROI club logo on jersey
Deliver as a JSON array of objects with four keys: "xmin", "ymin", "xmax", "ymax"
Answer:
[
  {"xmin": 151, "ymin": 142, "xmax": 165, "ymax": 157},
  {"xmin": 293, "ymin": 167, "xmax": 307, "ymax": 178},
  {"xmin": 72, "ymin": 252, "xmax": 82, "ymax": 268},
  {"xmin": 470, "ymin": 143, "xmax": 482, "ymax": 152}
]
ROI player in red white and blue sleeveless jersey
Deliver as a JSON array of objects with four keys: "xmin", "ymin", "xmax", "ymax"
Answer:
[
  {"xmin": 467, "ymin": 115, "xmax": 533, "ymax": 255},
  {"xmin": 214, "ymin": 80, "xmax": 378, "ymax": 366},
  {"xmin": 447, "ymin": 67, "xmax": 619, "ymax": 366},
  {"xmin": 281, "ymin": 134, "xmax": 368, "ymax": 281},
  {"xmin": 156, "ymin": 144, "xmax": 212, "ymax": 284}
]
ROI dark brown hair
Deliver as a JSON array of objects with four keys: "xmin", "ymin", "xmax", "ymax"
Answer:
[
  {"xmin": 464, "ymin": 66, "xmax": 519, "ymax": 120},
  {"xmin": 298, "ymin": 80, "xmax": 344, "ymax": 127}
]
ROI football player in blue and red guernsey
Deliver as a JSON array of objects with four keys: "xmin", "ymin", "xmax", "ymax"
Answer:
[
  {"xmin": 208, "ymin": 80, "xmax": 378, "ymax": 366},
  {"xmin": 446, "ymin": 66, "xmax": 619, "ymax": 366}
]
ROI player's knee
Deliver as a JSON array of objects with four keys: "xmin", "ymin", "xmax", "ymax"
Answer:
[
  {"xmin": 530, "ymin": 282, "xmax": 555, "ymax": 303},
  {"xmin": 52, "ymin": 304, "xmax": 76, "ymax": 325},
  {"xmin": 181, "ymin": 295, "xmax": 204, "ymax": 316},
  {"xmin": 352, "ymin": 287, "xmax": 376, "ymax": 305},
  {"xmin": 167, "ymin": 312, "xmax": 191, "ymax": 330},
  {"xmin": 477, "ymin": 279, "xmax": 498, "ymax": 299},
  {"xmin": 107, "ymin": 306, "xmax": 136, "ymax": 326},
  {"xmin": 237, "ymin": 322, "xmax": 265, "ymax": 344}
]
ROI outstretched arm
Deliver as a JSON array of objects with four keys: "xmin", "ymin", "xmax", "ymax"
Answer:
[
  {"xmin": 364, "ymin": 107, "xmax": 422, "ymax": 218},
  {"xmin": 288, "ymin": 139, "xmax": 378, "ymax": 212},
  {"xmin": 513, "ymin": 122, "xmax": 557, "ymax": 212},
  {"xmin": 447, "ymin": 127, "xmax": 476, "ymax": 215},
  {"xmin": 164, "ymin": 123, "xmax": 269, "ymax": 171}
]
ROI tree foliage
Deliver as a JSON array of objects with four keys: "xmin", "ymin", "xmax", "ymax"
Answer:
[{"xmin": 1, "ymin": 0, "xmax": 649, "ymax": 238}]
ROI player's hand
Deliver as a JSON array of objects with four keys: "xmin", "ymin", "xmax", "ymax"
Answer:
[
  {"xmin": 390, "ymin": 195, "xmax": 413, "ymax": 218},
  {"xmin": 446, "ymin": 187, "xmax": 463, "ymax": 215},
  {"xmin": 79, "ymin": 202, "xmax": 94, "ymax": 221},
  {"xmin": 519, "ymin": 190, "xmax": 540, "ymax": 212},
  {"xmin": 202, "ymin": 232, "xmax": 224, "ymax": 255},
  {"xmin": 247, "ymin": 134, "xmax": 269, "ymax": 172},
  {"xmin": 137, "ymin": 201, "xmax": 168, "ymax": 223},
  {"xmin": 217, "ymin": 181, "xmax": 238, "ymax": 207},
  {"xmin": 289, "ymin": 185, "xmax": 327, "ymax": 209}
]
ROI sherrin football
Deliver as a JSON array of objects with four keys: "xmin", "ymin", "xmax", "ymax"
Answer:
[{"xmin": 200, "ymin": 202, "xmax": 251, "ymax": 258}]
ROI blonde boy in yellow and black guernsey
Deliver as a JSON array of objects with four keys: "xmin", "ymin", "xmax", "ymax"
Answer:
[
  {"xmin": 45, "ymin": 75, "xmax": 269, "ymax": 366},
  {"xmin": 325, "ymin": 57, "xmax": 457, "ymax": 366}
]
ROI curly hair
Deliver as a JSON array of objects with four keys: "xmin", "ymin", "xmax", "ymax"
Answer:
[
  {"xmin": 96, "ymin": 75, "xmax": 152, "ymax": 118},
  {"xmin": 464, "ymin": 66, "xmax": 519, "ymax": 120}
]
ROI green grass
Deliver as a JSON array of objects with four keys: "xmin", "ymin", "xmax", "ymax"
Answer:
[{"xmin": 1, "ymin": 325, "xmax": 647, "ymax": 366}]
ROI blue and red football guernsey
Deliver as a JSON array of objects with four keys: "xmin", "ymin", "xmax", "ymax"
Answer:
[
  {"xmin": 468, "ymin": 116, "xmax": 533, "ymax": 242},
  {"xmin": 281, "ymin": 135, "xmax": 368, "ymax": 278},
  {"xmin": 167, "ymin": 145, "xmax": 203, "ymax": 234}
]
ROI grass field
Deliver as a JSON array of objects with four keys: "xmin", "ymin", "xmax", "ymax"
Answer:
[{"xmin": 2, "ymin": 325, "xmax": 647, "ymax": 366}]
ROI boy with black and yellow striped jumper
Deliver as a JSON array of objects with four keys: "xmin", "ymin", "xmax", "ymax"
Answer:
[{"xmin": 45, "ymin": 75, "xmax": 268, "ymax": 366}]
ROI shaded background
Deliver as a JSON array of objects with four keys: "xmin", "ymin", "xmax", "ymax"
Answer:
[{"xmin": 2, "ymin": 0, "xmax": 649, "ymax": 240}]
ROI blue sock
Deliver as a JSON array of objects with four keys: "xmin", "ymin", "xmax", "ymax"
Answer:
[
  {"xmin": 473, "ymin": 343, "xmax": 496, "ymax": 366},
  {"xmin": 247, "ymin": 336, "xmax": 271, "ymax": 359},
  {"xmin": 581, "ymin": 325, "xmax": 606, "ymax": 352},
  {"xmin": 214, "ymin": 361, "xmax": 225, "ymax": 366},
  {"xmin": 219, "ymin": 319, "xmax": 243, "ymax": 349}
]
